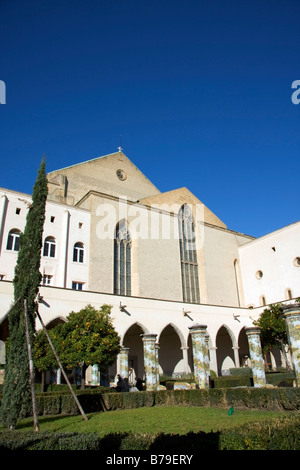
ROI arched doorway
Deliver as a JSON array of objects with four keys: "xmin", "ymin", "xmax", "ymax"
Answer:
[
  {"xmin": 216, "ymin": 326, "xmax": 236, "ymax": 375},
  {"xmin": 158, "ymin": 324, "xmax": 184, "ymax": 377},
  {"xmin": 123, "ymin": 323, "xmax": 146, "ymax": 383},
  {"xmin": 238, "ymin": 327, "xmax": 251, "ymax": 368}
]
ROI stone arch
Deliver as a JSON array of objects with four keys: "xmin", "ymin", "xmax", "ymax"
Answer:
[
  {"xmin": 123, "ymin": 322, "xmax": 148, "ymax": 382},
  {"xmin": 238, "ymin": 327, "xmax": 251, "ymax": 367},
  {"xmin": 45, "ymin": 317, "xmax": 66, "ymax": 329},
  {"xmin": 216, "ymin": 325, "xmax": 237, "ymax": 375},
  {"xmin": 158, "ymin": 323, "xmax": 185, "ymax": 377}
]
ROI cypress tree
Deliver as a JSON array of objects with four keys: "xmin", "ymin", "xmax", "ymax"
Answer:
[{"xmin": 0, "ymin": 158, "xmax": 48, "ymax": 429}]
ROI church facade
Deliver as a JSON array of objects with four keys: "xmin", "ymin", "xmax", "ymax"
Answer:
[{"xmin": 0, "ymin": 151, "xmax": 299, "ymax": 384}]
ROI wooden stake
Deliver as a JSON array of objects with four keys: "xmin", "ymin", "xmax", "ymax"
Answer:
[
  {"xmin": 36, "ymin": 309, "xmax": 88, "ymax": 421},
  {"xmin": 24, "ymin": 299, "xmax": 40, "ymax": 432}
]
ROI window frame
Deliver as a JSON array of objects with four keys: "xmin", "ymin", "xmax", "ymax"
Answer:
[
  {"xmin": 43, "ymin": 236, "xmax": 56, "ymax": 258},
  {"xmin": 178, "ymin": 205, "xmax": 200, "ymax": 304},
  {"xmin": 6, "ymin": 229, "xmax": 21, "ymax": 252},
  {"xmin": 73, "ymin": 242, "xmax": 84, "ymax": 263},
  {"xmin": 114, "ymin": 220, "xmax": 131, "ymax": 296}
]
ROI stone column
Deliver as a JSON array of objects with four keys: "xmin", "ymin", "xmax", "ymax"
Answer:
[
  {"xmin": 90, "ymin": 364, "xmax": 100, "ymax": 385},
  {"xmin": 233, "ymin": 346, "xmax": 240, "ymax": 368},
  {"xmin": 119, "ymin": 347, "xmax": 130, "ymax": 379},
  {"xmin": 282, "ymin": 303, "xmax": 300, "ymax": 387},
  {"xmin": 181, "ymin": 346, "xmax": 189, "ymax": 374},
  {"xmin": 209, "ymin": 346, "xmax": 218, "ymax": 376},
  {"xmin": 188, "ymin": 324, "xmax": 209, "ymax": 389},
  {"xmin": 142, "ymin": 334, "xmax": 157, "ymax": 391},
  {"xmin": 245, "ymin": 327, "xmax": 266, "ymax": 387}
]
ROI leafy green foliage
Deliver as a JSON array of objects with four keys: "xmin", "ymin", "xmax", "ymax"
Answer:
[
  {"xmin": 253, "ymin": 303, "xmax": 288, "ymax": 354},
  {"xmin": 60, "ymin": 304, "xmax": 121, "ymax": 369},
  {"xmin": 33, "ymin": 304, "xmax": 121, "ymax": 377}
]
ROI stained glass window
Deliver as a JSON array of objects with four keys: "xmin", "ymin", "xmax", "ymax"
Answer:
[
  {"xmin": 114, "ymin": 220, "xmax": 131, "ymax": 295},
  {"xmin": 178, "ymin": 204, "xmax": 200, "ymax": 303}
]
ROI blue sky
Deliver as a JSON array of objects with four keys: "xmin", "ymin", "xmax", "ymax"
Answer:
[{"xmin": 0, "ymin": 0, "xmax": 299, "ymax": 238}]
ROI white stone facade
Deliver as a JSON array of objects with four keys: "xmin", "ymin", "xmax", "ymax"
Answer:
[{"xmin": 0, "ymin": 151, "xmax": 299, "ymax": 380}]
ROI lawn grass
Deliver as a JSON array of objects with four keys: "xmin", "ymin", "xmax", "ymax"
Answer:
[{"xmin": 8, "ymin": 406, "xmax": 297, "ymax": 437}]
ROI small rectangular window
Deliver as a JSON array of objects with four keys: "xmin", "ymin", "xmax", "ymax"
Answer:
[
  {"xmin": 16, "ymin": 208, "xmax": 21, "ymax": 215},
  {"xmin": 42, "ymin": 274, "xmax": 52, "ymax": 285},
  {"xmin": 72, "ymin": 281, "xmax": 84, "ymax": 291},
  {"xmin": 50, "ymin": 216, "xmax": 55, "ymax": 223}
]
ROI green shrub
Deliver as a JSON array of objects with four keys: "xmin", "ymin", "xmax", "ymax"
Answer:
[
  {"xmin": 211, "ymin": 375, "xmax": 252, "ymax": 388},
  {"xmin": 266, "ymin": 371, "xmax": 296, "ymax": 387},
  {"xmin": 3, "ymin": 387, "xmax": 300, "ymax": 419},
  {"xmin": 1, "ymin": 415, "xmax": 299, "ymax": 450},
  {"xmin": 229, "ymin": 367, "xmax": 252, "ymax": 377},
  {"xmin": 219, "ymin": 415, "xmax": 300, "ymax": 450}
]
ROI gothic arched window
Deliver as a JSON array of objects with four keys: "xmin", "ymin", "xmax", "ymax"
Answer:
[
  {"xmin": 178, "ymin": 204, "xmax": 200, "ymax": 303},
  {"xmin": 114, "ymin": 220, "xmax": 131, "ymax": 296}
]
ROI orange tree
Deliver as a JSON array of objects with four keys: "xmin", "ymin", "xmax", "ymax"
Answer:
[
  {"xmin": 253, "ymin": 303, "xmax": 289, "ymax": 368},
  {"xmin": 34, "ymin": 304, "xmax": 121, "ymax": 389}
]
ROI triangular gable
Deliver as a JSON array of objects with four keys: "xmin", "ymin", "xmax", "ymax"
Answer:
[
  {"xmin": 140, "ymin": 187, "xmax": 227, "ymax": 229},
  {"xmin": 47, "ymin": 151, "xmax": 161, "ymax": 205}
]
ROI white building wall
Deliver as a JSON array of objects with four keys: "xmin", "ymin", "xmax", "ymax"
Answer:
[
  {"xmin": 0, "ymin": 280, "xmax": 261, "ymax": 376},
  {"xmin": 202, "ymin": 225, "xmax": 252, "ymax": 307},
  {"xmin": 238, "ymin": 221, "xmax": 300, "ymax": 307},
  {"xmin": 0, "ymin": 188, "xmax": 90, "ymax": 290}
]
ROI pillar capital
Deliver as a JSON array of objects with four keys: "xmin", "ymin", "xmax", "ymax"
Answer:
[
  {"xmin": 188, "ymin": 324, "xmax": 207, "ymax": 335},
  {"xmin": 245, "ymin": 326, "xmax": 261, "ymax": 336},
  {"xmin": 282, "ymin": 303, "xmax": 300, "ymax": 317},
  {"xmin": 142, "ymin": 333, "xmax": 157, "ymax": 342}
]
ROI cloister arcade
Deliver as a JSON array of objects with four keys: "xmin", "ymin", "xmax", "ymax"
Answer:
[{"xmin": 120, "ymin": 321, "xmax": 260, "ymax": 383}]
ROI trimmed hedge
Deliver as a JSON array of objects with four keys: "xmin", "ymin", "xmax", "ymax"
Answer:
[
  {"xmin": 0, "ymin": 415, "xmax": 299, "ymax": 450},
  {"xmin": 1, "ymin": 387, "xmax": 300, "ymax": 417},
  {"xmin": 11, "ymin": 387, "xmax": 300, "ymax": 416},
  {"xmin": 102, "ymin": 388, "xmax": 300, "ymax": 412}
]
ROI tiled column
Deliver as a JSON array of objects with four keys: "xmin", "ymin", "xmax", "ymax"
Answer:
[
  {"xmin": 245, "ymin": 327, "xmax": 266, "ymax": 387},
  {"xmin": 119, "ymin": 347, "xmax": 130, "ymax": 379},
  {"xmin": 204, "ymin": 334, "xmax": 210, "ymax": 386},
  {"xmin": 142, "ymin": 334, "xmax": 158, "ymax": 390},
  {"xmin": 283, "ymin": 303, "xmax": 300, "ymax": 387},
  {"xmin": 189, "ymin": 324, "xmax": 209, "ymax": 389},
  {"xmin": 155, "ymin": 343, "xmax": 160, "ymax": 388}
]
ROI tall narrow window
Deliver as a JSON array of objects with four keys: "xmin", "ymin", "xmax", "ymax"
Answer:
[
  {"xmin": 43, "ymin": 236, "xmax": 56, "ymax": 258},
  {"xmin": 6, "ymin": 229, "xmax": 21, "ymax": 251},
  {"xmin": 114, "ymin": 220, "xmax": 131, "ymax": 296},
  {"xmin": 178, "ymin": 205, "xmax": 200, "ymax": 303},
  {"xmin": 73, "ymin": 242, "xmax": 84, "ymax": 263}
]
